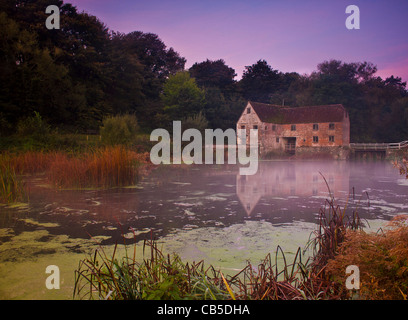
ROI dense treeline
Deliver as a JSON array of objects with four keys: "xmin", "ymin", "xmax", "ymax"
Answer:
[{"xmin": 0, "ymin": 0, "xmax": 407, "ymax": 142}]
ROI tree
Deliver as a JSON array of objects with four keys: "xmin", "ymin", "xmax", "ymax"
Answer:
[
  {"xmin": 239, "ymin": 60, "xmax": 282, "ymax": 103},
  {"xmin": 118, "ymin": 31, "xmax": 186, "ymax": 84},
  {"xmin": 202, "ymin": 87, "xmax": 246, "ymax": 129},
  {"xmin": 0, "ymin": 11, "xmax": 87, "ymax": 129},
  {"xmin": 189, "ymin": 59, "xmax": 236, "ymax": 92},
  {"xmin": 112, "ymin": 31, "xmax": 186, "ymax": 127},
  {"xmin": 160, "ymin": 72, "xmax": 205, "ymax": 127}
]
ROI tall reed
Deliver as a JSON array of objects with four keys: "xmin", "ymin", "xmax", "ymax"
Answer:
[
  {"xmin": 0, "ymin": 162, "xmax": 27, "ymax": 203},
  {"xmin": 74, "ymin": 238, "xmax": 232, "ymax": 300},
  {"xmin": 48, "ymin": 146, "xmax": 140, "ymax": 189}
]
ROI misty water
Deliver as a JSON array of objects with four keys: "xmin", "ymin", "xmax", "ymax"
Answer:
[{"xmin": 0, "ymin": 160, "xmax": 407, "ymax": 299}]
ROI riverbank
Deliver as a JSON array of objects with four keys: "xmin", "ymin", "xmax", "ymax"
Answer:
[{"xmin": 0, "ymin": 129, "xmax": 156, "ymax": 205}]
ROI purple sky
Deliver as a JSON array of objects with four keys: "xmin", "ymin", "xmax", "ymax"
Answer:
[{"xmin": 68, "ymin": 0, "xmax": 408, "ymax": 83}]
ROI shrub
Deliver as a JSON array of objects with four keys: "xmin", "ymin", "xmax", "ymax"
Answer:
[
  {"xmin": 181, "ymin": 111, "xmax": 208, "ymax": 133},
  {"xmin": 325, "ymin": 215, "xmax": 408, "ymax": 300},
  {"xmin": 17, "ymin": 111, "xmax": 50, "ymax": 138},
  {"xmin": 100, "ymin": 114, "xmax": 139, "ymax": 146},
  {"xmin": 394, "ymin": 150, "xmax": 408, "ymax": 179}
]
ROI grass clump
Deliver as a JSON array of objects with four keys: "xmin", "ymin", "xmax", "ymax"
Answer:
[
  {"xmin": 74, "ymin": 238, "xmax": 232, "ymax": 300},
  {"xmin": 0, "ymin": 162, "xmax": 27, "ymax": 204}
]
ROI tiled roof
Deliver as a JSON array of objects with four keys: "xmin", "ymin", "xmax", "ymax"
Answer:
[{"xmin": 248, "ymin": 101, "xmax": 347, "ymax": 124}]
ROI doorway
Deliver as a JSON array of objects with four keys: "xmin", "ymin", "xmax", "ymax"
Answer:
[{"xmin": 284, "ymin": 137, "xmax": 296, "ymax": 155}]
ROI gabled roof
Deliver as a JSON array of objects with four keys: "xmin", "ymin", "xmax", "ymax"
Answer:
[{"xmin": 248, "ymin": 101, "xmax": 347, "ymax": 124}]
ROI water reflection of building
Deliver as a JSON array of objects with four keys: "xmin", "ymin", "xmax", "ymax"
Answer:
[{"xmin": 236, "ymin": 162, "xmax": 350, "ymax": 216}]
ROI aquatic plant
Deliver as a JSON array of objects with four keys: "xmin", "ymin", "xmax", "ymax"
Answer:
[
  {"xmin": 0, "ymin": 162, "xmax": 26, "ymax": 203},
  {"xmin": 74, "ymin": 237, "xmax": 232, "ymax": 300},
  {"xmin": 5, "ymin": 150, "xmax": 56, "ymax": 174},
  {"xmin": 305, "ymin": 197, "xmax": 363, "ymax": 273},
  {"xmin": 48, "ymin": 146, "xmax": 141, "ymax": 189}
]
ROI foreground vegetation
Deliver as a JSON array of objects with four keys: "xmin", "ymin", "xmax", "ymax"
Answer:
[{"xmin": 73, "ymin": 195, "xmax": 408, "ymax": 300}]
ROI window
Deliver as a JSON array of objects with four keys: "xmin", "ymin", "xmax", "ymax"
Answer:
[
  {"xmin": 313, "ymin": 123, "xmax": 319, "ymax": 131},
  {"xmin": 265, "ymin": 125, "xmax": 268, "ymax": 130},
  {"xmin": 329, "ymin": 123, "xmax": 335, "ymax": 130},
  {"xmin": 272, "ymin": 125, "xmax": 276, "ymax": 131},
  {"xmin": 313, "ymin": 136, "xmax": 319, "ymax": 143},
  {"xmin": 291, "ymin": 124, "xmax": 296, "ymax": 131},
  {"xmin": 276, "ymin": 137, "xmax": 280, "ymax": 143},
  {"xmin": 241, "ymin": 125, "xmax": 245, "ymax": 129},
  {"xmin": 247, "ymin": 107, "xmax": 251, "ymax": 114},
  {"xmin": 253, "ymin": 125, "xmax": 258, "ymax": 129},
  {"xmin": 329, "ymin": 135, "xmax": 335, "ymax": 142}
]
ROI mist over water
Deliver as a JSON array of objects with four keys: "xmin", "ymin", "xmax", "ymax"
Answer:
[
  {"xmin": 0, "ymin": 160, "xmax": 407, "ymax": 298},
  {"xmin": 2, "ymin": 160, "xmax": 407, "ymax": 243}
]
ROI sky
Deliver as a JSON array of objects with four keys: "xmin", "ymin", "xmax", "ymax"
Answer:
[{"xmin": 67, "ymin": 0, "xmax": 408, "ymax": 82}]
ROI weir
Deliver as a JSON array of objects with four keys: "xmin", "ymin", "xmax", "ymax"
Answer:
[{"xmin": 349, "ymin": 140, "xmax": 408, "ymax": 160}]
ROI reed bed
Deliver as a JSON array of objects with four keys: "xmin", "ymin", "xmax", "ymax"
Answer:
[
  {"xmin": 0, "ymin": 146, "xmax": 149, "ymax": 203},
  {"xmin": 48, "ymin": 146, "xmax": 141, "ymax": 189}
]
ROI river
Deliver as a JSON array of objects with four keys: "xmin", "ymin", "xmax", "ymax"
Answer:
[{"xmin": 0, "ymin": 160, "xmax": 407, "ymax": 299}]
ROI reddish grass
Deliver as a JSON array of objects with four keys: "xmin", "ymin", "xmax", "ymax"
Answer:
[
  {"xmin": 1, "ymin": 147, "xmax": 150, "ymax": 190},
  {"xmin": 48, "ymin": 146, "xmax": 144, "ymax": 189},
  {"xmin": 325, "ymin": 215, "xmax": 408, "ymax": 300},
  {"xmin": 2, "ymin": 151, "xmax": 56, "ymax": 174}
]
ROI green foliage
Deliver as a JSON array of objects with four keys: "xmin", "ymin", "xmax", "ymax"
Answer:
[
  {"xmin": 0, "ymin": 159, "xmax": 26, "ymax": 204},
  {"xmin": 74, "ymin": 239, "xmax": 231, "ymax": 300},
  {"xmin": 161, "ymin": 71, "xmax": 205, "ymax": 124},
  {"xmin": 189, "ymin": 59, "xmax": 236, "ymax": 91},
  {"xmin": 181, "ymin": 111, "xmax": 209, "ymax": 133},
  {"xmin": 100, "ymin": 114, "xmax": 139, "ymax": 146},
  {"xmin": 240, "ymin": 59, "xmax": 282, "ymax": 103},
  {"xmin": 17, "ymin": 111, "xmax": 50, "ymax": 137}
]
